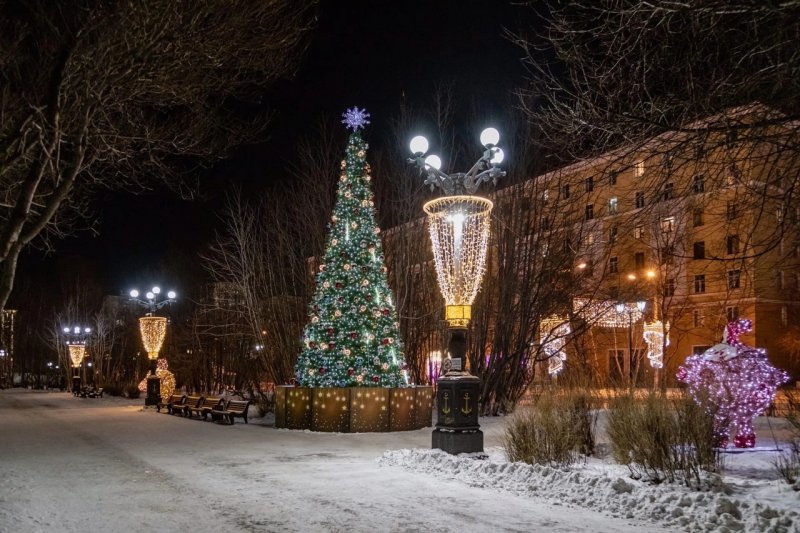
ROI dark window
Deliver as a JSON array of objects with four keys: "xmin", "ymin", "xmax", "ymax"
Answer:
[
  {"xmin": 693, "ymin": 209, "xmax": 704, "ymax": 227},
  {"xmin": 694, "ymin": 275, "xmax": 706, "ymax": 294},
  {"xmin": 609, "ymin": 286, "xmax": 619, "ymax": 299},
  {"xmin": 585, "ymin": 177, "xmax": 594, "ymax": 192},
  {"xmin": 608, "ymin": 172, "xmax": 618, "ymax": 186},
  {"xmin": 664, "ymin": 278, "xmax": 675, "ymax": 297},
  {"xmin": 585, "ymin": 204, "xmax": 594, "ymax": 220},
  {"xmin": 727, "ymin": 201, "xmax": 737, "ymax": 220},
  {"xmin": 562, "ymin": 184, "xmax": 570, "ymax": 199},
  {"xmin": 692, "ymin": 175, "xmax": 704, "ymax": 194},
  {"xmin": 726, "ymin": 235, "xmax": 740, "ymax": 255},
  {"xmin": 564, "ymin": 238, "xmax": 572, "ymax": 253},
  {"xmin": 635, "ymin": 192, "xmax": 645, "ymax": 209},
  {"xmin": 610, "ymin": 225, "xmax": 618, "ymax": 243},
  {"xmin": 693, "ymin": 241, "xmax": 705, "ymax": 259},
  {"xmin": 727, "ymin": 270, "xmax": 741, "ymax": 289},
  {"xmin": 662, "ymin": 182, "xmax": 674, "ymax": 201},
  {"xmin": 663, "ymin": 153, "xmax": 673, "ymax": 170},
  {"xmin": 660, "ymin": 245, "xmax": 674, "ymax": 265},
  {"xmin": 540, "ymin": 217, "xmax": 551, "ymax": 231},
  {"xmin": 726, "ymin": 130, "xmax": 738, "ymax": 147},
  {"xmin": 609, "ymin": 256, "xmax": 618, "ymax": 274},
  {"xmin": 634, "ymin": 252, "xmax": 645, "ymax": 269},
  {"xmin": 726, "ymin": 306, "xmax": 739, "ymax": 322}
]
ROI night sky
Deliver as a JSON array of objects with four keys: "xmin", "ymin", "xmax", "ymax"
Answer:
[{"xmin": 13, "ymin": 0, "xmax": 533, "ymax": 303}]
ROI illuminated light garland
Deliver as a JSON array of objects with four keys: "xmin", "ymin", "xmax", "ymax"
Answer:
[
  {"xmin": 539, "ymin": 316, "xmax": 570, "ymax": 375},
  {"xmin": 66, "ymin": 342, "xmax": 86, "ymax": 368},
  {"xmin": 643, "ymin": 320, "xmax": 669, "ymax": 369},
  {"xmin": 573, "ymin": 298, "xmax": 644, "ymax": 328},
  {"xmin": 676, "ymin": 318, "xmax": 789, "ymax": 448},
  {"xmin": 137, "ymin": 358, "xmax": 176, "ymax": 399},
  {"xmin": 138, "ymin": 316, "xmax": 167, "ymax": 360},
  {"xmin": 423, "ymin": 195, "xmax": 493, "ymax": 327}
]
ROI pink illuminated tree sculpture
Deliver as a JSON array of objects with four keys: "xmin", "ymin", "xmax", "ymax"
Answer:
[{"xmin": 677, "ymin": 318, "xmax": 789, "ymax": 448}]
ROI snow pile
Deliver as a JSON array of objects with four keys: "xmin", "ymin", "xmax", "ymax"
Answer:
[{"xmin": 380, "ymin": 448, "xmax": 798, "ymax": 532}]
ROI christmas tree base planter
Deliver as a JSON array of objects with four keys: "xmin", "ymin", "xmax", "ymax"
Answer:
[
  {"xmin": 274, "ymin": 386, "xmax": 433, "ymax": 432},
  {"xmin": 431, "ymin": 373, "xmax": 484, "ymax": 454}
]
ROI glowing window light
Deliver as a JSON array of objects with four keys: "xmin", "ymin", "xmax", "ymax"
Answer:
[
  {"xmin": 66, "ymin": 343, "xmax": 86, "ymax": 368},
  {"xmin": 138, "ymin": 316, "xmax": 167, "ymax": 360},
  {"xmin": 540, "ymin": 316, "xmax": 570, "ymax": 375},
  {"xmin": 424, "ymin": 195, "xmax": 493, "ymax": 327},
  {"xmin": 677, "ymin": 318, "xmax": 789, "ymax": 448},
  {"xmin": 428, "ymin": 350, "xmax": 444, "ymax": 385},
  {"xmin": 643, "ymin": 320, "xmax": 669, "ymax": 369}
]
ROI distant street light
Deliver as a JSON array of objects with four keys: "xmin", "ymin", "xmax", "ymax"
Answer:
[
  {"xmin": 408, "ymin": 126, "xmax": 505, "ymax": 454},
  {"xmin": 63, "ymin": 326, "xmax": 92, "ymax": 395},
  {"xmin": 129, "ymin": 286, "xmax": 176, "ymax": 407}
]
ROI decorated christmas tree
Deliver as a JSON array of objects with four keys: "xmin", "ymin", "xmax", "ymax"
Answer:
[{"xmin": 294, "ymin": 108, "xmax": 407, "ymax": 388}]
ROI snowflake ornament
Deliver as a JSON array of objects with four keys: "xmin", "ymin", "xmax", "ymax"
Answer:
[{"xmin": 341, "ymin": 107, "xmax": 371, "ymax": 131}]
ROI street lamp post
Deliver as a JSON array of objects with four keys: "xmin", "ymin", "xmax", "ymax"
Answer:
[
  {"xmin": 615, "ymin": 301, "xmax": 645, "ymax": 387},
  {"xmin": 408, "ymin": 127, "xmax": 505, "ymax": 454},
  {"xmin": 129, "ymin": 287, "xmax": 176, "ymax": 407},
  {"xmin": 64, "ymin": 326, "xmax": 92, "ymax": 395}
]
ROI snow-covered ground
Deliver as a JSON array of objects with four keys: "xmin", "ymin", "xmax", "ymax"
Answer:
[{"xmin": 0, "ymin": 389, "xmax": 796, "ymax": 532}]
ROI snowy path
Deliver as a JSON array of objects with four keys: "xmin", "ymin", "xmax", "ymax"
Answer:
[{"xmin": 0, "ymin": 390, "xmax": 668, "ymax": 532}]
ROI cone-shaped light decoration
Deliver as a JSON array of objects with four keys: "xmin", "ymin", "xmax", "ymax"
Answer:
[
  {"xmin": 138, "ymin": 316, "xmax": 167, "ymax": 360},
  {"xmin": 423, "ymin": 195, "xmax": 493, "ymax": 327},
  {"xmin": 67, "ymin": 343, "xmax": 86, "ymax": 368}
]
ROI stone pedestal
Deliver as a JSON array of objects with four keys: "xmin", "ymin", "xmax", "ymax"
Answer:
[
  {"xmin": 145, "ymin": 373, "xmax": 161, "ymax": 406},
  {"xmin": 432, "ymin": 373, "xmax": 483, "ymax": 454},
  {"xmin": 72, "ymin": 375, "xmax": 82, "ymax": 395}
]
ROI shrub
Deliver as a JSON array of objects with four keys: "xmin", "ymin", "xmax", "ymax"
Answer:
[
  {"xmin": 126, "ymin": 385, "xmax": 141, "ymax": 399},
  {"xmin": 608, "ymin": 392, "xmax": 720, "ymax": 487},
  {"xmin": 504, "ymin": 388, "xmax": 596, "ymax": 468}
]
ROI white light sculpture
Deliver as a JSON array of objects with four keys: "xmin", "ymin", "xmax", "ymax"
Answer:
[
  {"xmin": 138, "ymin": 316, "xmax": 167, "ymax": 360},
  {"xmin": 424, "ymin": 196, "xmax": 493, "ymax": 327},
  {"xmin": 644, "ymin": 320, "xmax": 670, "ymax": 369},
  {"xmin": 540, "ymin": 316, "xmax": 570, "ymax": 375}
]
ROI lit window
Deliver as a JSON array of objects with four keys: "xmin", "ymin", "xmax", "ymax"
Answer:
[
  {"xmin": 694, "ymin": 275, "xmax": 706, "ymax": 294},
  {"xmin": 634, "ymin": 225, "xmax": 644, "ymax": 239},
  {"xmin": 609, "ymin": 256, "xmax": 618, "ymax": 274},
  {"xmin": 608, "ymin": 197, "xmax": 618, "ymax": 214},
  {"xmin": 635, "ymin": 160, "xmax": 645, "ymax": 177},
  {"xmin": 661, "ymin": 216, "xmax": 675, "ymax": 233}
]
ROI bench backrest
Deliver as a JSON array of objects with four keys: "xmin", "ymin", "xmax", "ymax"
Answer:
[
  {"xmin": 224, "ymin": 400, "xmax": 250, "ymax": 414},
  {"xmin": 201, "ymin": 397, "xmax": 223, "ymax": 409},
  {"xmin": 167, "ymin": 394, "xmax": 184, "ymax": 404},
  {"xmin": 185, "ymin": 396, "xmax": 203, "ymax": 408}
]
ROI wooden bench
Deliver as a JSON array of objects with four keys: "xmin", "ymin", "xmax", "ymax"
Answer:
[
  {"xmin": 187, "ymin": 397, "xmax": 222, "ymax": 420},
  {"xmin": 157, "ymin": 393, "xmax": 185, "ymax": 414},
  {"xmin": 178, "ymin": 395, "xmax": 204, "ymax": 417},
  {"xmin": 211, "ymin": 399, "xmax": 252, "ymax": 425}
]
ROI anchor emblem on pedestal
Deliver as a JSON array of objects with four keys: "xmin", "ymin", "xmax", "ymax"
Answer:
[
  {"xmin": 461, "ymin": 392, "xmax": 473, "ymax": 415},
  {"xmin": 442, "ymin": 391, "xmax": 451, "ymax": 414}
]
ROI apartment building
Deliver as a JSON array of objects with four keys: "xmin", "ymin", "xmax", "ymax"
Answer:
[{"xmin": 524, "ymin": 104, "xmax": 800, "ymax": 384}]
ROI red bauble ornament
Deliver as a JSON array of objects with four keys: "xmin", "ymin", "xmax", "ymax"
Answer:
[
  {"xmin": 335, "ymin": 283, "xmax": 342, "ymax": 289},
  {"xmin": 382, "ymin": 338, "xmax": 389, "ymax": 345},
  {"xmin": 318, "ymin": 367, "xmax": 325, "ymax": 374},
  {"xmin": 372, "ymin": 376, "xmax": 380, "ymax": 383},
  {"xmin": 365, "ymin": 294, "xmax": 372, "ymax": 301},
  {"xmin": 309, "ymin": 342, "xmax": 317, "ymax": 349},
  {"xmin": 328, "ymin": 342, "xmax": 336, "ymax": 350},
  {"xmin": 327, "ymin": 328, "xmax": 334, "ymax": 336},
  {"xmin": 350, "ymin": 332, "xmax": 357, "ymax": 339},
  {"xmin": 347, "ymin": 368, "xmax": 354, "ymax": 376},
  {"xmin": 382, "ymin": 309, "xmax": 390, "ymax": 316}
]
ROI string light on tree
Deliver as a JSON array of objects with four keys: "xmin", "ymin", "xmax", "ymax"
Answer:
[
  {"xmin": 137, "ymin": 358, "xmax": 176, "ymax": 400},
  {"xmin": 643, "ymin": 320, "xmax": 669, "ymax": 369},
  {"xmin": 677, "ymin": 318, "xmax": 789, "ymax": 448}
]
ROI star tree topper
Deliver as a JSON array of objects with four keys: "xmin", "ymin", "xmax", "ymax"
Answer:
[{"xmin": 342, "ymin": 107, "xmax": 371, "ymax": 131}]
